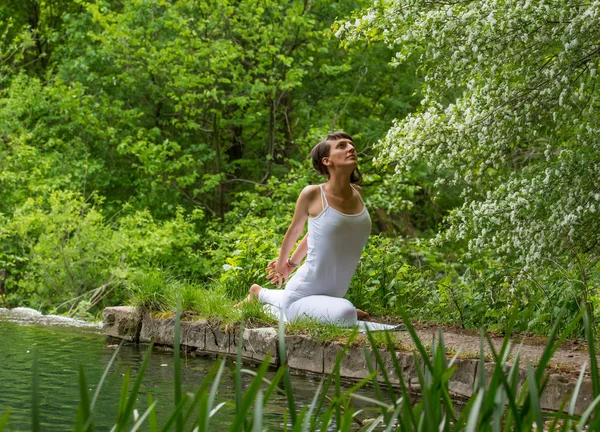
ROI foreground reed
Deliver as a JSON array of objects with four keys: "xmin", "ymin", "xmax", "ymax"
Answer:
[{"xmin": 2, "ymin": 307, "xmax": 599, "ymax": 431}]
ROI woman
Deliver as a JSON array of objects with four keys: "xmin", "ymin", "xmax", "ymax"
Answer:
[{"xmin": 241, "ymin": 131, "xmax": 371, "ymax": 325}]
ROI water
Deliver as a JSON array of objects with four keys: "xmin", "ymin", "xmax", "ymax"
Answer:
[{"xmin": 0, "ymin": 316, "xmax": 378, "ymax": 431}]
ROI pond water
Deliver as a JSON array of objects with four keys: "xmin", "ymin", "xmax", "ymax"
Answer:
[{"xmin": 0, "ymin": 318, "xmax": 378, "ymax": 431}]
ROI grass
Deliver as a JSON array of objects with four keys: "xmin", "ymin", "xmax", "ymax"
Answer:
[
  {"xmin": 128, "ymin": 269, "xmax": 277, "ymax": 328},
  {"xmin": 4, "ymin": 303, "xmax": 600, "ymax": 431},
  {"xmin": 128, "ymin": 269, "xmax": 411, "ymax": 344}
]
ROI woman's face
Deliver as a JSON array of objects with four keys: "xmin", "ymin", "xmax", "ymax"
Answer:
[{"xmin": 324, "ymin": 138, "xmax": 357, "ymax": 170}]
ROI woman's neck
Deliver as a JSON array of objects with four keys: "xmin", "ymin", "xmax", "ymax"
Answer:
[{"xmin": 325, "ymin": 172, "xmax": 353, "ymax": 198}]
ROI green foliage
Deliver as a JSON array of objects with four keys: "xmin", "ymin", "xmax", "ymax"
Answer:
[
  {"xmin": 340, "ymin": 0, "xmax": 600, "ymax": 309},
  {"xmin": 0, "ymin": 0, "xmax": 426, "ymax": 319},
  {"xmin": 0, "ymin": 190, "xmax": 206, "ymax": 314},
  {"xmin": 127, "ymin": 268, "xmax": 175, "ymax": 312},
  {"xmin": 212, "ymin": 218, "xmax": 282, "ymax": 300},
  {"xmin": 3, "ymin": 0, "xmax": 596, "ymax": 340},
  {"xmin": 1, "ymin": 191, "xmax": 125, "ymax": 313}
]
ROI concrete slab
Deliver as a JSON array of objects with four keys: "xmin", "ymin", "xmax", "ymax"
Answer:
[
  {"xmin": 243, "ymin": 327, "xmax": 278, "ymax": 365},
  {"xmin": 205, "ymin": 323, "xmax": 230, "ymax": 354},
  {"xmin": 323, "ymin": 343, "xmax": 375, "ymax": 380},
  {"xmin": 381, "ymin": 350, "xmax": 419, "ymax": 388},
  {"xmin": 181, "ymin": 320, "xmax": 207, "ymax": 350},
  {"xmin": 102, "ymin": 306, "xmax": 142, "ymax": 342},
  {"xmin": 448, "ymin": 358, "xmax": 478, "ymax": 398},
  {"xmin": 286, "ymin": 335, "xmax": 324, "ymax": 374},
  {"xmin": 139, "ymin": 314, "xmax": 175, "ymax": 345}
]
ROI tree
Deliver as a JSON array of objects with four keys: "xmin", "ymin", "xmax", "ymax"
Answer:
[{"xmin": 340, "ymin": 0, "xmax": 600, "ymax": 305}]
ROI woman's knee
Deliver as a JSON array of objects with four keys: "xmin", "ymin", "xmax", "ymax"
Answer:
[{"xmin": 335, "ymin": 299, "xmax": 357, "ymax": 325}]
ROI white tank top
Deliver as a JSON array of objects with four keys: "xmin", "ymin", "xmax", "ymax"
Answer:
[{"xmin": 285, "ymin": 184, "xmax": 372, "ymax": 298}]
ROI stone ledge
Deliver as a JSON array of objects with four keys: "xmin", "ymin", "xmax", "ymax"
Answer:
[
  {"xmin": 102, "ymin": 306, "xmax": 142, "ymax": 342},
  {"xmin": 243, "ymin": 328, "xmax": 278, "ymax": 365},
  {"xmin": 381, "ymin": 351, "xmax": 419, "ymax": 388},
  {"xmin": 323, "ymin": 343, "xmax": 374, "ymax": 380},
  {"xmin": 449, "ymin": 358, "xmax": 478, "ymax": 398},
  {"xmin": 205, "ymin": 323, "xmax": 231, "ymax": 355},
  {"xmin": 140, "ymin": 314, "xmax": 175, "ymax": 345},
  {"xmin": 101, "ymin": 306, "xmax": 593, "ymax": 414},
  {"xmin": 286, "ymin": 335, "xmax": 324, "ymax": 374}
]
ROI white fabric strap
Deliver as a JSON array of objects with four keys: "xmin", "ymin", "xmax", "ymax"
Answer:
[
  {"xmin": 350, "ymin": 184, "xmax": 364, "ymax": 204},
  {"xmin": 319, "ymin": 184, "xmax": 329, "ymax": 209}
]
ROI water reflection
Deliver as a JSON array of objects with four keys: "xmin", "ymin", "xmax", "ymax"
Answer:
[{"xmin": 0, "ymin": 320, "xmax": 378, "ymax": 431}]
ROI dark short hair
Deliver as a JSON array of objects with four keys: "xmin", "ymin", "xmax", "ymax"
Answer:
[{"xmin": 311, "ymin": 132, "xmax": 362, "ymax": 184}]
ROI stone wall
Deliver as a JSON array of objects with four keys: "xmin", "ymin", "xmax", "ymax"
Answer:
[{"xmin": 102, "ymin": 306, "xmax": 593, "ymax": 414}]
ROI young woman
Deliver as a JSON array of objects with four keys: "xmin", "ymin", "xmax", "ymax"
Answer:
[{"xmin": 241, "ymin": 132, "xmax": 371, "ymax": 325}]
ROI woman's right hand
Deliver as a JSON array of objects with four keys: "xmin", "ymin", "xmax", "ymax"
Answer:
[{"xmin": 265, "ymin": 259, "xmax": 293, "ymax": 288}]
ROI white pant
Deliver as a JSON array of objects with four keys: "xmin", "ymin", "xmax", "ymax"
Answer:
[{"xmin": 258, "ymin": 287, "xmax": 357, "ymax": 326}]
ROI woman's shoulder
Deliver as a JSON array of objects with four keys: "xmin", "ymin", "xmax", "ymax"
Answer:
[
  {"xmin": 301, "ymin": 184, "xmax": 322, "ymax": 195},
  {"xmin": 297, "ymin": 184, "xmax": 322, "ymax": 202}
]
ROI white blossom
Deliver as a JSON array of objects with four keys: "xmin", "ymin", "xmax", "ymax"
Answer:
[{"xmin": 339, "ymin": 0, "xmax": 600, "ymax": 273}]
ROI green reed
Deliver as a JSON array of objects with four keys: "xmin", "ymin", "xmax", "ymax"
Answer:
[{"xmin": 2, "ymin": 306, "xmax": 600, "ymax": 431}]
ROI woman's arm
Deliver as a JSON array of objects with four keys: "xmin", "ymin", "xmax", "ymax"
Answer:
[
  {"xmin": 271, "ymin": 187, "xmax": 314, "ymax": 287},
  {"xmin": 290, "ymin": 233, "xmax": 308, "ymax": 265},
  {"xmin": 265, "ymin": 233, "xmax": 308, "ymax": 284}
]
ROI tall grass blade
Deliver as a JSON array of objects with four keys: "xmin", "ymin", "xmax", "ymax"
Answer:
[
  {"xmin": 116, "ymin": 369, "xmax": 130, "ymax": 427},
  {"xmin": 349, "ymin": 392, "xmax": 391, "ymax": 409},
  {"xmin": 547, "ymin": 397, "xmax": 570, "ymax": 431},
  {"xmin": 520, "ymin": 307, "xmax": 582, "ymax": 417},
  {"xmin": 209, "ymin": 402, "xmax": 226, "ymax": 418},
  {"xmin": 383, "ymin": 403, "xmax": 402, "ymax": 432},
  {"xmin": 435, "ymin": 329, "xmax": 457, "ymax": 426},
  {"xmin": 382, "ymin": 331, "xmax": 417, "ymax": 429},
  {"xmin": 465, "ymin": 390, "xmax": 483, "ymax": 432},
  {"xmin": 204, "ymin": 360, "xmax": 226, "ymax": 431},
  {"xmin": 576, "ymin": 395, "xmax": 600, "ymax": 431},
  {"xmin": 130, "ymin": 401, "xmax": 157, "ymax": 432},
  {"xmin": 31, "ymin": 352, "xmax": 40, "ymax": 432},
  {"xmin": 363, "ymin": 348, "xmax": 390, "ymax": 424},
  {"xmin": 0, "ymin": 410, "xmax": 10, "ymax": 431},
  {"xmin": 399, "ymin": 308, "xmax": 433, "ymax": 371},
  {"xmin": 564, "ymin": 361, "xmax": 587, "ymax": 430},
  {"xmin": 117, "ymin": 342, "xmax": 154, "ymax": 431},
  {"xmin": 92, "ymin": 341, "xmax": 122, "ymax": 410},
  {"xmin": 364, "ymin": 328, "xmax": 398, "ymax": 406},
  {"xmin": 499, "ymin": 355, "xmax": 522, "ymax": 432},
  {"xmin": 302, "ymin": 379, "xmax": 323, "ymax": 431},
  {"xmin": 183, "ymin": 359, "xmax": 224, "ymax": 426},
  {"xmin": 173, "ymin": 307, "xmax": 182, "ymax": 431},
  {"xmin": 148, "ymin": 394, "xmax": 158, "ymax": 432},
  {"xmin": 253, "ymin": 391, "xmax": 263, "ymax": 432},
  {"xmin": 334, "ymin": 351, "xmax": 342, "ymax": 428},
  {"xmin": 338, "ymin": 402, "xmax": 355, "ymax": 432},
  {"xmin": 160, "ymin": 394, "xmax": 190, "ymax": 432},
  {"xmin": 583, "ymin": 308, "xmax": 599, "ymax": 395},
  {"xmin": 317, "ymin": 406, "xmax": 334, "ymax": 432},
  {"xmin": 77, "ymin": 365, "xmax": 93, "ymax": 432},
  {"xmin": 535, "ymin": 305, "xmax": 577, "ymax": 383},
  {"xmin": 483, "ymin": 333, "xmax": 521, "ymax": 429},
  {"xmin": 526, "ymin": 363, "xmax": 544, "ymax": 431},
  {"xmin": 310, "ymin": 340, "xmax": 346, "ymax": 430},
  {"xmin": 229, "ymin": 357, "xmax": 271, "ymax": 431},
  {"xmin": 196, "ymin": 392, "xmax": 209, "ymax": 431},
  {"xmin": 278, "ymin": 314, "xmax": 297, "ymax": 425},
  {"xmin": 234, "ymin": 323, "xmax": 244, "ymax": 427}
]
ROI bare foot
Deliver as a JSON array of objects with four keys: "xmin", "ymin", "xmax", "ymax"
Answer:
[
  {"xmin": 234, "ymin": 284, "xmax": 261, "ymax": 308},
  {"xmin": 356, "ymin": 308, "xmax": 370, "ymax": 320}
]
